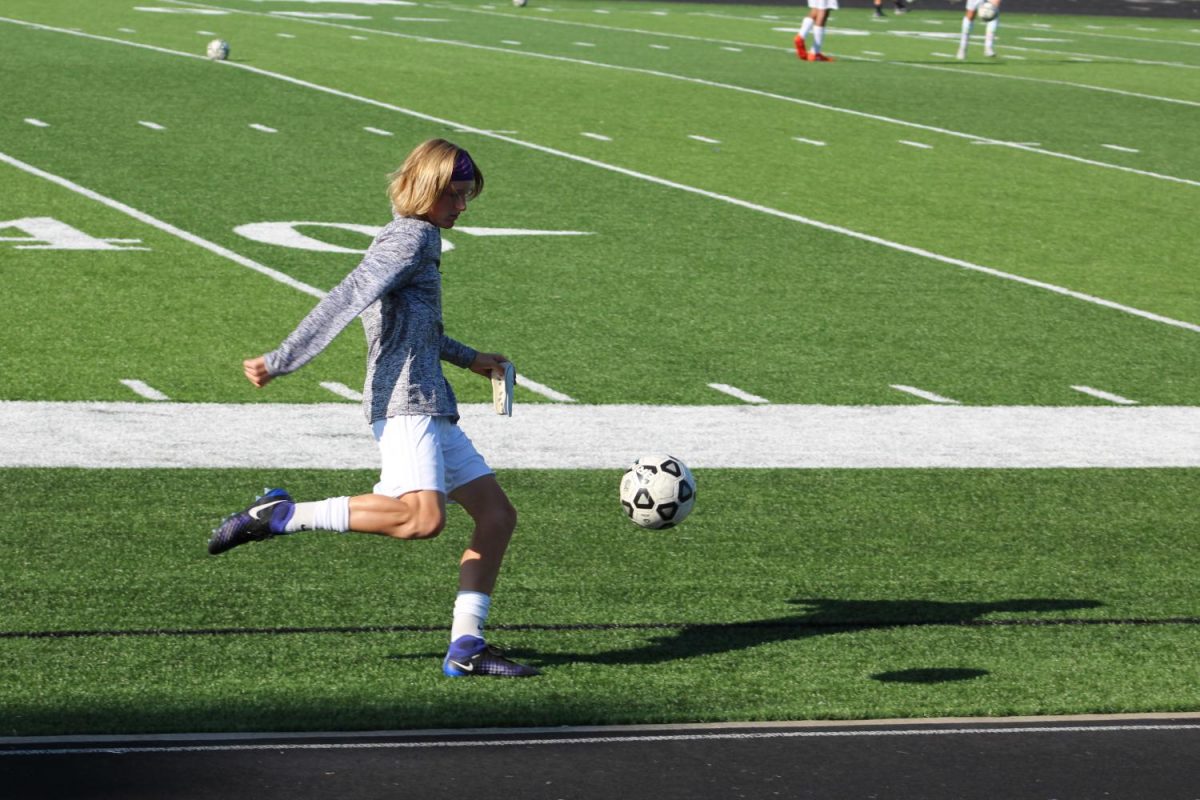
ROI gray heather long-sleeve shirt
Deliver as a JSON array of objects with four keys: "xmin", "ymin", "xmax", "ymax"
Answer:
[{"xmin": 263, "ymin": 215, "xmax": 477, "ymax": 424}]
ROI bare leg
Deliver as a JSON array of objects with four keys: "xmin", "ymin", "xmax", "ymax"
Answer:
[
  {"xmin": 449, "ymin": 474, "xmax": 517, "ymax": 595},
  {"xmin": 348, "ymin": 490, "xmax": 446, "ymax": 540}
]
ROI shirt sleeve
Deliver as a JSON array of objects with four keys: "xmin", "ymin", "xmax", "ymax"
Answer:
[
  {"xmin": 440, "ymin": 336, "xmax": 477, "ymax": 370},
  {"xmin": 264, "ymin": 224, "xmax": 424, "ymax": 376}
]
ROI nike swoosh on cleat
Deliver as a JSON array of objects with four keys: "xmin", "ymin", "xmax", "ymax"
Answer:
[
  {"xmin": 448, "ymin": 660, "xmax": 475, "ymax": 673},
  {"xmin": 247, "ymin": 500, "xmax": 282, "ymax": 518}
]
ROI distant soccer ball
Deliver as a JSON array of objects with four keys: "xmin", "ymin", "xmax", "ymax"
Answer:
[
  {"xmin": 619, "ymin": 455, "xmax": 696, "ymax": 530},
  {"xmin": 976, "ymin": 2, "xmax": 998, "ymax": 21},
  {"xmin": 206, "ymin": 38, "xmax": 230, "ymax": 60},
  {"xmin": 512, "ymin": 0, "xmax": 527, "ymax": 7}
]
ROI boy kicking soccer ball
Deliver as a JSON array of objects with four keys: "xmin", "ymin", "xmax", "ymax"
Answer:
[{"xmin": 209, "ymin": 139, "xmax": 538, "ymax": 678}]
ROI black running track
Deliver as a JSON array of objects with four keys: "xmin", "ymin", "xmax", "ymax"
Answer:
[{"xmin": 3, "ymin": 717, "xmax": 1200, "ymax": 800}]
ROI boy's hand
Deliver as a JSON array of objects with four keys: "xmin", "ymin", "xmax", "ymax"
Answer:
[
  {"xmin": 243, "ymin": 356, "xmax": 274, "ymax": 388},
  {"xmin": 469, "ymin": 352, "xmax": 510, "ymax": 380}
]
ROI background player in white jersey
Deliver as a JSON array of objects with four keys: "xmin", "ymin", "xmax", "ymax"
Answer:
[
  {"xmin": 209, "ymin": 139, "xmax": 539, "ymax": 678},
  {"xmin": 957, "ymin": 0, "xmax": 1001, "ymax": 60},
  {"xmin": 794, "ymin": 0, "xmax": 838, "ymax": 63}
]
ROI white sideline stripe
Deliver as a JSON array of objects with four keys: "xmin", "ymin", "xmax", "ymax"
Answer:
[
  {"xmin": 5, "ymin": 722, "xmax": 1200, "ymax": 756},
  {"xmin": 438, "ymin": 2, "xmax": 1200, "ymax": 109},
  {"xmin": 891, "ymin": 385, "xmax": 960, "ymax": 405},
  {"xmin": 319, "ymin": 381, "xmax": 363, "ymax": 401},
  {"xmin": 4, "ymin": 402, "xmax": 1200, "ymax": 469},
  {"xmin": 6, "ymin": 16, "xmax": 1199, "ymax": 337},
  {"xmin": 161, "ymin": 2, "xmax": 1200, "ymax": 175},
  {"xmin": 363, "ymin": 126, "xmax": 392, "ymax": 135},
  {"xmin": 1071, "ymin": 385, "xmax": 1138, "ymax": 406},
  {"xmin": 516, "ymin": 375, "xmax": 575, "ymax": 403},
  {"xmin": 1102, "ymin": 144, "xmax": 1140, "ymax": 154},
  {"xmin": 581, "ymin": 131, "xmax": 611, "ymax": 141},
  {"xmin": 793, "ymin": 137, "xmax": 825, "ymax": 146},
  {"xmin": 138, "ymin": 120, "xmax": 166, "ymax": 130},
  {"xmin": 688, "ymin": 134, "xmax": 720, "ymax": 144},
  {"xmin": 23, "ymin": 118, "xmax": 49, "ymax": 127},
  {"xmin": 899, "ymin": 140, "xmax": 932, "ymax": 149},
  {"xmin": 1004, "ymin": 22, "xmax": 1200, "ymax": 48},
  {"xmin": 707, "ymin": 383, "xmax": 769, "ymax": 404},
  {"xmin": 0, "ymin": 150, "xmax": 327, "ymax": 300},
  {"xmin": 119, "ymin": 380, "xmax": 169, "ymax": 401},
  {"xmin": 249, "ymin": 123, "xmax": 278, "ymax": 133}
]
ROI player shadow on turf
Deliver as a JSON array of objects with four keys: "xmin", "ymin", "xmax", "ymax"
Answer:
[{"xmin": 528, "ymin": 597, "xmax": 1103, "ymax": 669}]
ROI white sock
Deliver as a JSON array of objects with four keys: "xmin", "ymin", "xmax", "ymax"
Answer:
[
  {"xmin": 284, "ymin": 497, "xmax": 350, "ymax": 533},
  {"xmin": 450, "ymin": 591, "xmax": 491, "ymax": 642},
  {"xmin": 798, "ymin": 17, "xmax": 814, "ymax": 40},
  {"xmin": 985, "ymin": 18, "xmax": 999, "ymax": 48},
  {"xmin": 813, "ymin": 25, "xmax": 826, "ymax": 53},
  {"xmin": 959, "ymin": 17, "xmax": 973, "ymax": 50}
]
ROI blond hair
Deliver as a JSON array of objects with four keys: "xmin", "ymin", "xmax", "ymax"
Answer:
[{"xmin": 387, "ymin": 138, "xmax": 484, "ymax": 217}]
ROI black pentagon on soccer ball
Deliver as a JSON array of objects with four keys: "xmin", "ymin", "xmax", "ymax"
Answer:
[
  {"xmin": 661, "ymin": 459, "xmax": 681, "ymax": 477},
  {"xmin": 621, "ymin": 500, "xmax": 634, "ymax": 518},
  {"xmin": 633, "ymin": 488, "xmax": 656, "ymax": 509},
  {"xmin": 678, "ymin": 480, "xmax": 693, "ymax": 502},
  {"xmin": 657, "ymin": 502, "xmax": 679, "ymax": 521}
]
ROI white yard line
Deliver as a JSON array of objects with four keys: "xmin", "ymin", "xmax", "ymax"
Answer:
[
  {"xmin": 793, "ymin": 137, "xmax": 826, "ymax": 146},
  {"xmin": 581, "ymin": 131, "xmax": 612, "ymax": 141},
  {"xmin": 319, "ymin": 381, "xmax": 363, "ymax": 401},
  {"xmin": 516, "ymin": 375, "xmax": 576, "ymax": 403},
  {"xmin": 118, "ymin": 380, "xmax": 170, "ymax": 401},
  {"xmin": 898, "ymin": 140, "xmax": 933, "ymax": 149},
  {"xmin": 23, "ymin": 118, "xmax": 49, "ymax": 127},
  {"xmin": 890, "ymin": 385, "xmax": 960, "ymax": 405},
  {"xmin": 138, "ymin": 120, "xmax": 166, "ymax": 130},
  {"xmin": 687, "ymin": 134, "xmax": 720, "ymax": 144},
  {"xmin": 159, "ymin": 3, "xmax": 1200, "ymax": 165},
  {"xmin": 1102, "ymin": 144, "xmax": 1140, "ymax": 154},
  {"xmin": 249, "ymin": 123, "xmax": 278, "ymax": 133},
  {"xmin": 363, "ymin": 126, "xmax": 393, "ymax": 135},
  {"xmin": 707, "ymin": 383, "xmax": 769, "ymax": 404},
  {"xmin": 3, "ymin": 402, "xmax": 1199, "ymax": 468},
  {"xmin": 0, "ymin": 150, "xmax": 327, "ymax": 299},
  {"xmin": 1071, "ymin": 385, "xmax": 1137, "ymax": 405},
  {"xmin": 5, "ymin": 16, "xmax": 1199, "ymax": 338}
]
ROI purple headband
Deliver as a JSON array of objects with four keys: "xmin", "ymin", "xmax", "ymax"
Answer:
[{"xmin": 451, "ymin": 149, "xmax": 476, "ymax": 182}]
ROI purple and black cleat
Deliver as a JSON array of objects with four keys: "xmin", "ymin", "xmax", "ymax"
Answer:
[
  {"xmin": 443, "ymin": 636, "xmax": 540, "ymax": 677},
  {"xmin": 208, "ymin": 488, "xmax": 294, "ymax": 555}
]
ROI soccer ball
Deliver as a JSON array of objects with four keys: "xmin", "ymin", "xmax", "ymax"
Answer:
[
  {"xmin": 976, "ymin": 2, "xmax": 998, "ymax": 21},
  {"xmin": 512, "ymin": 0, "xmax": 527, "ymax": 7},
  {"xmin": 619, "ymin": 455, "xmax": 696, "ymax": 530},
  {"xmin": 206, "ymin": 38, "xmax": 230, "ymax": 60}
]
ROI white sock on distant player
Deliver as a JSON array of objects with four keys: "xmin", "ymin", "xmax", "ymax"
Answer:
[
  {"xmin": 985, "ymin": 17, "xmax": 999, "ymax": 50},
  {"xmin": 798, "ymin": 17, "xmax": 815, "ymax": 41},
  {"xmin": 959, "ymin": 17, "xmax": 973, "ymax": 51},
  {"xmin": 284, "ymin": 496, "xmax": 350, "ymax": 533},
  {"xmin": 451, "ymin": 590, "xmax": 491, "ymax": 642},
  {"xmin": 813, "ymin": 25, "xmax": 826, "ymax": 53}
]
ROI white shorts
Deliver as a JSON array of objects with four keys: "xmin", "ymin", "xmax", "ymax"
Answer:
[
  {"xmin": 371, "ymin": 415, "xmax": 492, "ymax": 498},
  {"xmin": 807, "ymin": 0, "xmax": 838, "ymax": 9},
  {"xmin": 965, "ymin": 0, "xmax": 994, "ymax": 10}
]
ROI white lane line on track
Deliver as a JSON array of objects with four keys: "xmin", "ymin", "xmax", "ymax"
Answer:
[
  {"xmin": 119, "ymin": 380, "xmax": 169, "ymax": 401},
  {"xmin": 5, "ymin": 721, "xmax": 1200, "ymax": 756},
  {"xmin": 4, "ymin": 16, "xmax": 1198, "ymax": 337},
  {"xmin": 890, "ymin": 385, "xmax": 960, "ymax": 405},
  {"xmin": 708, "ymin": 383, "xmax": 769, "ymax": 404},
  {"xmin": 1071, "ymin": 385, "xmax": 1138, "ymax": 405},
  {"xmin": 0, "ymin": 150, "xmax": 327, "ymax": 300},
  {"xmin": 5, "ymin": 402, "xmax": 1200, "ymax": 469}
]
